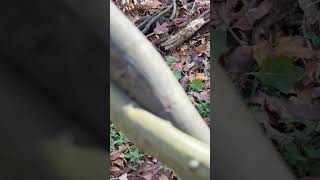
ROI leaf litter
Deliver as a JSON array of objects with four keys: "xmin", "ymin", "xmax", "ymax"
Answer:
[{"xmin": 212, "ymin": 0, "xmax": 320, "ymax": 178}]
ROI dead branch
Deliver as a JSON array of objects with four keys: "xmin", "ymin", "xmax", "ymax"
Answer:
[{"xmin": 160, "ymin": 9, "xmax": 209, "ymax": 50}]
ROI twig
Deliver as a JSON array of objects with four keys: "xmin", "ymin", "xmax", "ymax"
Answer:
[
  {"xmin": 138, "ymin": 11, "xmax": 161, "ymax": 29},
  {"xmin": 302, "ymin": 17, "xmax": 313, "ymax": 49},
  {"xmin": 189, "ymin": 0, "xmax": 196, "ymax": 16},
  {"xmin": 198, "ymin": 9, "xmax": 210, "ymax": 19},
  {"xmin": 169, "ymin": 0, "xmax": 177, "ymax": 19},
  {"xmin": 300, "ymin": 0, "xmax": 320, "ymax": 9},
  {"xmin": 241, "ymin": 0, "xmax": 249, "ymax": 7},
  {"xmin": 212, "ymin": 1, "xmax": 246, "ymax": 45},
  {"xmin": 141, "ymin": 4, "xmax": 173, "ymax": 33},
  {"xmin": 161, "ymin": 9, "xmax": 209, "ymax": 49}
]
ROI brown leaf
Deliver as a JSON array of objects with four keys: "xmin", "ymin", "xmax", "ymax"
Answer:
[
  {"xmin": 142, "ymin": 173, "xmax": 154, "ymax": 180},
  {"xmin": 153, "ymin": 22, "xmax": 169, "ymax": 34},
  {"xmin": 312, "ymin": 87, "xmax": 320, "ymax": 98},
  {"xmin": 110, "ymin": 145, "xmax": 129, "ymax": 160},
  {"xmin": 112, "ymin": 158, "xmax": 125, "ymax": 168},
  {"xmin": 246, "ymin": 0, "xmax": 273, "ymax": 26},
  {"xmin": 119, "ymin": 173, "xmax": 129, "ymax": 180},
  {"xmin": 296, "ymin": 85, "xmax": 313, "ymax": 104},
  {"xmin": 254, "ymin": 36, "xmax": 320, "ymax": 64},
  {"xmin": 171, "ymin": 17, "xmax": 189, "ymax": 27},
  {"xmin": 195, "ymin": 73, "xmax": 208, "ymax": 81},
  {"xmin": 178, "ymin": 0, "xmax": 188, "ymax": 5},
  {"xmin": 110, "ymin": 166, "xmax": 123, "ymax": 177},
  {"xmin": 143, "ymin": 0, "xmax": 162, "ymax": 9},
  {"xmin": 304, "ymin": 59, "xmax": 320, "ymax": 80},
  {"xmin": 179, "ymin": 75, "xmax": 189, "ymax": 88},
  {"xmin": 183, "ymin": 61, "xmax": 195, "ymax": 71},
  {"xmin": 233, "ymin": 17, "xmax": 252, "ymax": 31},
  {"xmin": 253, "ymin": 39, "xmax": 272, "ymax": 66},
  {"xmin": 284, "ymin": 102, "xmax": 320, "ymax": 121},
  {"xmin": 233, "ymin": 16, "xmax": 252, "ymax": 31},
  {"xmin": 192, "ymin": 91, "xmax": 210, "ymax": 102},
  {"xmin": 223, "ymin": 45, "xmax": 255, "ymax": 74},
  {"xmin": 265, "ymin": 98, "xmax": 320, "ymax": 121},
  {"xmin": 278, "ymin": 36, "xmax": 305, "ymax": 46},
  {"xmin": 273, "ymin": 36, "xmax": 313, "ymax": 59},
  {"xmin": 200, "ymin": 91, "xmax": 210, "ymax": 101},
  {"xmin": 194, "ymin": 41, "xmax": 209, "ymax": 56}
]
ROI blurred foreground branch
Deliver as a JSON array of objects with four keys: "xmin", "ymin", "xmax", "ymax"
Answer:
[
  {"xmin": 110, "ymin": 82, "xmax": 210, "ymax": 180},
  {"xmin": 110, "ymin": 1, "xmax": 210, "ymax": 144}
]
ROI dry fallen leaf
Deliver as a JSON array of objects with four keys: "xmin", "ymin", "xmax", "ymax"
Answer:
[
  {"xmin": 112, "ymin": 158, "xmax": 125, "ymax": 168},
  {"xmin": 172, "ymin": 17, "xmax": 189, "ymax": 27},
  {"xmin": 143, "ymin": 0, "xmax": 162, "ymax": 9},
  {"xmin": 153, "ymin": 22, "xmax": 169, "ymax": 34},
  {"xmin": 224, "ymin": 45, "xmax": 255, "ymax": 74},
  {"xmin": 253, "ymin": 36, "xmax": 320, "ymax": 65},
  {"xmin": 296, "ymin": 83, "xmax": 313, "ymax": 105},
  {"xmin": 195, "ymin": 73, "xmax": 208, "ymax": 81},
  {"xmin": 179, "ymin": 75, "xmax": 189, "ymax": 89},
  {"xmin": 194, "ymin": 41, "xmax": 209, "ymax": 56},
  {"xmin": 253, "ymin": 39, "xmax": 272, "ymax": 66},
  {"xmin": 273, "ymin": 36, "xmax": 314, "ymax": 59},
  {"xmin": 183, "ymin": 61, "xmax": 195, "ymax": 71},
  {"xmin": 119, "ymin": 173, "xmax": 129, "ymax": 180},
  {"xmin": 233, "ymin": 17, "xmax": 252, "ymax": 31},
  {"xmin": 110, "ymin": 145, "xmax": 128, "ymax": 160},
  {"xmin": 265, "ymin": 97, "xmax": 320, "ymax": 121},
  {"xmin": 246, "ymin": 0, "xmax": 273, "ymax": 26},
  {"xmin": 312, "ymin": 87, "xmax": 320, "ymax": 98},
  {"xmin": 142, "ymin": 173, "xmax": 155, "ymax": 180},
  {"xmin": 304, "ymin": 59, "xmax": 320, "ymax": 80},
  {"xmin": 110, "ymin": 166, "xmax": 123, "ymax": 177},
  {"xmin": 178, "ymin": 0, "xmax": 188, "ymax": 5}
]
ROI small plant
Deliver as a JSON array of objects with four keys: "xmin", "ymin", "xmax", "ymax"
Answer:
[
  {"xmin": 165, "ymin": 56, "xmax": 176, "ymax": 66},
  {"xmin": 172, "ymin": 69, "xmax": 182, "ymax": 80},
  {"xmin": 196, "ymin": 101, "xmax": 210, "ymax": 118},
  {"xmin": 110, "ymin": 124, "xmax": 127, "ymax": 152},
  {"xmin": 280, "ymin": 143, "xmax": 312, "ymax": 177},
  {"xmin": 124, "ymin": 146, "xmax": 145, "ymax": 166},
  {"xmin": 110, "ymin": 124, "xmax": 145, "ymax": 167},
  {"xmin": 305, "ymin": 32, "xmax": 320, "ymax": 48},
  {"xmin": 276, "ymin": 127, "xmax": 320, "ymax": 177},
  {"xmin": 253, "ymin": 56, "xmax": 304, "ymax": 94},
  {"xmin": 248, "ymin": 104, "xmax": 263, "ymax": 113},
  {"xmin": 190, "ymin": 79, "xmax": 204, "ymax": 92}
]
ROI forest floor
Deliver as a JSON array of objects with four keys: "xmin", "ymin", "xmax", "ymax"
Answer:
[
  {"xmin": 212, "ymin": 0, "xmax": 320, "ymax": 179},
  {"xmin": 110, "ymin": 0, "xmax": 210, "ymax": 179},
  {"xmin": 111, "ymin": 0, "xmax": 320, "ymax": 179}
]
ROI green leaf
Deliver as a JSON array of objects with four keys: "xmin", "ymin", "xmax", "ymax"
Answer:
[
  {"xmin": 124, "ymin": 148, "xmax": 144, "ymax": 166},
  {"xmin": 283, "ymin": 143, "xmax": 307, "ymax": 164},
  {"xmin": 172, "ymin": 69, "xmax": 182, "ymax": 79},
  {"xmin": 190, "ymin": 79, "xmax": 204, "ymax": 92},
  {"xmin": 248, "ymin": 104, "xmax": 263, "ymax": 113},
  {"xmin": 196, "ymin": 102, "xmax": 210, "ymax": 117},
  {"xmin": 254, "ymin": 57, "xmax": 304, "ymax": 93},
  {"xmin": 305, "ymin": 147, "xmax": 320, "ymax": 159},
  {"xmin": 212, "ymin": 27, "xmax": 226, "ymax": 60},
  {"xmin": 305, "ymin": 32, "xmax": 320, "ymax": 47},
  {"xmin": 166, "ymin": 56, "xmax": 176, "ymax": 66}
]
